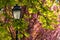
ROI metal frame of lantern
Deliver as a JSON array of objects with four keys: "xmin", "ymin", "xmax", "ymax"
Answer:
[{"xmin": 12, "ymin": 4, "xmax": 21, "ymax": 19}]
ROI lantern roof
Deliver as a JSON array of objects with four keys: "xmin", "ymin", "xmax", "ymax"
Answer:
[{"xmin": 12, "ymin": 4, "xmax": 21, "ymax": 11}]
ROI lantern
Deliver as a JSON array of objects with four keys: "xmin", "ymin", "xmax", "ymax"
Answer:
[{"xmin": 12, "ymin": 4, "xmax": 21, "ymax": 19}]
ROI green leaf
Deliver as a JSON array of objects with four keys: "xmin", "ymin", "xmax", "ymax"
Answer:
[
  {"xmin": 18, "ymin": 34, "xmax": 23, "ymax": 38},
  {"xmin": 24, "ymin": 32, "xmax": 30, "ymax": 37}
]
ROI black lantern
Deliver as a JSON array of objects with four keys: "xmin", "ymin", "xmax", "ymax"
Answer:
[{"xmin": 12, "ymin": 4, "xmax": 21, "ymax": 19}]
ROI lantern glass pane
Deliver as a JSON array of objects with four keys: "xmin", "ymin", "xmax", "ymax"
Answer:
[{"xmin": 13, "ymin": 10, "xmax": 20, "ymax": 19}]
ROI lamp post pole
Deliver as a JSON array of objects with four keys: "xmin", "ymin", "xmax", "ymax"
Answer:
[{"xmin": 16, "ymin": 30, "xmax": 18, "ymax": 40}]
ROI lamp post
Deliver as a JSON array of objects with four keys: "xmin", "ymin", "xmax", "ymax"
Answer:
[{"xmin": 12, "ymin": 4, "xmax": 21, "ymax": 40}]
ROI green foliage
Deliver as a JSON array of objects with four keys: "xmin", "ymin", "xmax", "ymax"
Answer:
[
  {"xmin": 18, "ymin": 31, "xmax": 30, "ymax": 38},
  {"xmin": 24, "ymin": 32, "xmax": 30, "ymax": 37},
  {"xmin": 12, "ymin": 18, "xmax": 29, "ymax": 38},
  {"xmin": 0, "ymin": 0, "xmax": 59, "ymax": 39},
  {"xmin": 0, "ymin": 0, "xmax": 16, "ymax": 8},
  {"xmin": 12, "ymin": 18, "xmax": 29, "ymax": 30},
  {"xmin": 0, "ymin": 27, "xmax": 11, "ymax": 40},
  {"xmin": 18, "ymin": 33, "xmax": 23, "ymax": 38}
]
